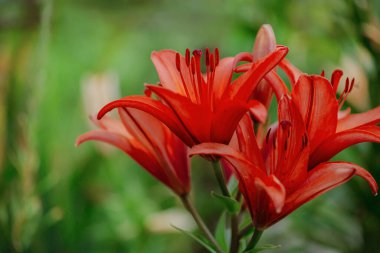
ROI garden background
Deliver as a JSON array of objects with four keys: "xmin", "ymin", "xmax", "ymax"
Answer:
[{"xmin": 1, "ymin": 0, "xmax": 380, "ymax": 252}]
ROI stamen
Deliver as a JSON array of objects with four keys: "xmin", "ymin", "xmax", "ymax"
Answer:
[
  {"xmin": 349, "ymin": 78, "xmax": 355, "ymax": 92},
  {"xmin": 272, "ymin": 134, "xmax": 277, "ymax": 149},
  {"xmin": 144, "ymin": 87, "xmax": 152, "ymax": 97},
  {"xmin": 209, "ymin": 54, "xmax": 215, "ymax": 72},
  {"xmin": 205, "ymin": 48, "xmax": 210, "ymax": 66},
  {"xmin": 284, "ymin": 139, "xmax": 288, "ymax": 151},
  {"xmin": 175, "ymin": 52, "xmax": 181, "ymax": 71},
  {"xmin": 214, "ymin": 48, "xmax": 219, "ymax": 66},
  {"xmin": 185, "ymin": 48, "xmax": 190, "ymax": 67},
  {"xmin": 280, "ymin": 120, "xmax": 292, "ymax": 130},
  {"xmin": 265, "ymin": 128, "xmax": 272, "ymax": 144},
  {"xmin": 193, "ymin": 49, "xmax": 202, "ymax": 57},
  {"xmin": 191, "ymin": 57, "xmax": 195, "ymax": 75}
]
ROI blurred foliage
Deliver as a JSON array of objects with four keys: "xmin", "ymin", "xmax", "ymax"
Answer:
[{"xmin": 0, "ymin": 0, "xmax": 379, "ymax": 252}]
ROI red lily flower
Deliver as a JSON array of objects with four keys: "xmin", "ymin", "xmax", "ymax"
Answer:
[
  {"xmin": 288, "ymin": 71, "xmax": 380, "ymax": 168},
  {"xmin": 76, "ymin": 108, "xmax": 190, "ymax": 196},
  {"xmin": 190, "ymin": 95, "xmax": 378, "ymax": 230},
  {"xmin": 242, "ymin": 59, "xmax": 380, "ymax": 170},
  {"xmin": 96, "ymin": 46, "xmax": 288, "ymax": 147}
]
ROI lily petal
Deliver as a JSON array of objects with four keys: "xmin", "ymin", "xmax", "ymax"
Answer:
[
  {"xmin": 234, "ymin": 114, "xmax": 266, "ymax": 169},
  {"xmin": 97, "ymin": 95, "xmax": 195, "ymax": 146},
  {"xmin": 272, "ymin": 162, "xmax": 377, "ymax": 227},
  {"xmin": 263, "ymin": 71, "xmax": 289, "ymax": 100},
  {"xmin": 190, "ymin": 143, "xmax": 267, "ymax": 179},
  {"xmin": 310, "ymin": 125, "xmax": 380, "ymax": 167},
  {"xmin": 279, "ymin": 59, "xmax": 303, "ymax": 86},
  {"xmin": 76, "ymin": 130, "xmax": 167, "ymax": 184},
  {"xmin": 226, "ymin": 46, "xmax": 288, "ymax": 101},
  {"xmin": 213, "ymin": 57, "xmax": 235, "ymax": 101},
  {"xmin": 292, "ymin": 75, "xmax": 339, "ymax": 152},
  {"xmin": 275, "ymin": 95, "xmax": 309, "ymax": 191},
  {"xmin": 337, "ymin": 106, "xmax": 380, "ymax": 132},
  {"xmin": 151, "ymin": 50, "xmax": 190, "ymax": 96},
  {"xmin": 147, "ymin": 85, "xmax": 212, "ymax": 143},
  {"xmin": 211, "ymin": 99, "xmax": 250, "ymax": 144},
  {"xmin": 248, "ymin": 100, "xmax": 267, "ymax": 123},
  {"xmin": 252, "ymin": 24, "xmax": 276, "ymax": 61}
]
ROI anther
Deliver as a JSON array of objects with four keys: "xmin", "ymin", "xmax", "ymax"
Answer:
[
  {"xmin": 209, "ymin": 54, "xmax": 215, "ymax": 72},
  {"xmin": 344, "ymin": 77, "xmax": 350, "ymax": 93},
  {"xmin": 193, "ymin": 49, "xmax": 202, "ymax": 57},
  {"xmin": 280, "ymin": 120, "xmax": 292, "ymax": 130},
  {"xmin": 175, "ymin": 53, "xmax": 181, "ymax": 71},
  {"xmin": 185, "ymin": 49, "xmax": 190, "ymax": 67},
  {"xmin": 215, "ymin": 48, "xmax": 219, "ymax": 66},
  {"xmin": 205, "ymin": 48, "xmax": 210, "ymax": 66},
  {"xmin": 349, "ymin": 78, "xmax": 355, "ymax": 92},
  {"xmin": 265, "ymin": 128, "xmax": 272, "ymax": 144},
  {"xmin": 144, "ymin": 87, "xmax": 152, "ymax": 97}
]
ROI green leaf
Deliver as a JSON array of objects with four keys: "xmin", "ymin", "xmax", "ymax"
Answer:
[
  {"xmin": 215, "ymin": 212, "xmax": 229, "ymax": 252},
  {"xmin": 246, "ymin": 244, "xmax": 281, "ymax": 252},
  {"xmin": 211, "ymin": 191, "xmax": 240, "ymax": 214},
  {"xmin": 172, "ymin": 225, "xmax": 218, "ymax": 253}
]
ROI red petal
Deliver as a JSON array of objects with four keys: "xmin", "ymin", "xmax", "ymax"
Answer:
[
  {"xmin": 234, "ymin": 114, "xmax": 266, "ymax": 169},
  {"xmin": 274, "ymin": 162, "xmax": 377, "ymax": 226},
  {"xmin": 252, "ymin": 24, "xmax": 276, "ymax": 61},
  {"xmin": 292, "ymin": 75, "xmax": 338, "ymax": 152},
  {"xmin": 248, "ymin": 100, "xmax": 267, "ymax": 123},
  {"xmin": 337, "ymin": 106, "xmax": 380, "ymax": 132},
  {"xmin": 310, "ymin": 125, "xmax": 380, "ymax": 167},
  {"xmin": 293, "ymin": 162, "xmax": 377, "ymax": 205},
  {"xmin": 76, "ymin": 130, "xmax": 166, "ymax": 182},
  {"xmin": 148, "ymin": 85, "xmax": 212, "ymax": 144},
  {"xmin": 97, "ymin": 95, "xmax": 195, "ymax": 146},
  {"xmin": 211, "ymin": 99, "xmax": 250, "ymax": 144},
  {"xmin": 213, "ymin": 57, "xmax": 235, "ymax": 100},
  {"xmin": 190, "ymin": 143, "xmax": 267, "ymax": 179},
  {"xmin": 338, "ymin": 107, "xmax": 351, "ymax": 120},
  {"xmin": 274, "ymin": 96, "xmax": 309, "ymax": 191},
  {"xmin": 250, "ymin": 175, "xmax": 286, "ymax": 230},
  {"xmin": 263, "ymin": 71, "xmax": 289, "ymax": 100},
  {"xmin": 226, "ymin": 46, "xmax": 288, "ymax": 102},
  {"xmin": 251, "ymin": 24, "xmax": 283, "ymax": 108},
  {"xmin": 254, "ymin": 175, "xmax": 285, "ymax": 213},
  {"xmin": 151, "ymin": 50, "xmax": 189, "ymax": 95},
  {"xmin": 279, "ymin": 59, "xmax": 303, "ymax": 86}
]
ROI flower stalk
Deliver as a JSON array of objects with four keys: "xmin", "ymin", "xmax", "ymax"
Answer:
[
  {"xmin": 211, "ymin": 161, "xmax": 240, "ymax": 253},
  {"xmin": 245, "ymin": 229, "xmax": 263, "ymax": 252},
  {"xmin": 180, "ymin": 194, "xmax": 224, "ymax": 253}
]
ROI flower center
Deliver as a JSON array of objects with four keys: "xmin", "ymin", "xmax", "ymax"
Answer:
[{"xmin": 175, "ymin": 48, "xmax": 220, "ymax": 106}]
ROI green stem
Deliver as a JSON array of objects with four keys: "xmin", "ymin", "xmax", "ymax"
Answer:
[
  {"xmin": 180, "ymin": 194, "xmax": 224, "ymax": 253},
  {"xmin": 211, "ymin": 161, "xmax": 239, "ymax": 253},
  {"xmin": 245, "ymin": 229, "xmax": 263, "ymax": 252},
  {"xmin": 211, "ymin": 160, "xmax": 230, "ymax": 197}
]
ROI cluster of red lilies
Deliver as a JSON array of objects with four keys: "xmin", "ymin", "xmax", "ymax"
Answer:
[{"xmin": 77, "ymin": 25, "xmax": 379, "ymax": 252}]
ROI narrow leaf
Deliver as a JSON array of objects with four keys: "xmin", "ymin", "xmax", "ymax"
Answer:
[
  {"xmin": 211, "ymin": 191, "xmax": 240, "ymax": 214},
  {"xmin": 172, "ymin": 225, "xmax": 218, "ymax": 253},
  {"xmin": 247, "ymin": 244, "xmax": 281, "ymax": 252}
]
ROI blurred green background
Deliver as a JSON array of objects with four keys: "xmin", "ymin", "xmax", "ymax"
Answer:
[{"xmin": 1, "ymin": 0, "xmax": 380, "ymax": 252}]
